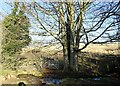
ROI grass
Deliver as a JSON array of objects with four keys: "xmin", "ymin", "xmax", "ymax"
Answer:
[
  {"xmin": 0, "ymin": 70, "xmax": 16, "ymax": 76},
  {"xmin": 25, "ymin": 43, "xmax": 119, "ymax": 56},
  {"xmin": 0, "ymin": 69, "xmax": 42, "ymax": 77},
  {"xmin": 82, "ymin": 43, "xmax": 119, "ymax": 55},
  {"xmin": 61, "ymin": 77, "xmax": 120, "ymax": 85},
  {"xmin": 1, "ymin": 43, "xmax": 119, "ymax": 74},
  {"xmin": 0, "ymin": 43, "xmax": 119, "ymax": 84}
]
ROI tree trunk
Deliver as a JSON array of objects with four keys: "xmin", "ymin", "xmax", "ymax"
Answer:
[
  {"xmin": 63, "ymin": 45, "xmax": 69, "ymax": 71},
  {"xmin": 74, "ymin": 50, "xmax": 79, "ymax": 71},
  {"xmin": 63, "ymin": 38, "xmax": 79, "ymax": 71},
  {"xmin": 63, "ymin": 46, "xmax": 79, "ymax": 72}
]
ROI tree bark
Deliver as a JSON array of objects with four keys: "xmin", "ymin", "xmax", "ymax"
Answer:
[{"xmin": 62, "ymin": 44, "xmax": 68, "ymax": 71}]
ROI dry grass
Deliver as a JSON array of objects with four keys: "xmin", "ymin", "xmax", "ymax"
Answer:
[
  {"xmin": 82, "ymin": 43, "xmax": 119, "ymax": 55},
  {"xmin": 19, "ymin": 43, "xmax": 120, "ymax": 61},
  {"xmin": 0, "ymin": 43, "xmax": 119, "ymax": 84}
]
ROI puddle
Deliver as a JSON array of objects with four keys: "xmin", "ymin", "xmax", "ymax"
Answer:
[{"xmin": 43, "ymin": 78, "xmax": 62, "ymax": 85}]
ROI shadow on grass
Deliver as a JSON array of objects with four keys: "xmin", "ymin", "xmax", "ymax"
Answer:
[{"xmin": 78, "ymin": 52, "xmax": 120, "ymax": 76}]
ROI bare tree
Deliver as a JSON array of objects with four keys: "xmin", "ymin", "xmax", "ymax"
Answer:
[{"xmin": 25, "ymin": 1, "xmax": 120, "ymax": 71}]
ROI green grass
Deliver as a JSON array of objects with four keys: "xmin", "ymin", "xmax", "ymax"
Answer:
[
  {"xmin": 0, "ymin": 70, "xmax": 16, "ymax": 76},
  {"xmin": 0, "ymin": 69, "xmax": 42, "ymax": 77}
]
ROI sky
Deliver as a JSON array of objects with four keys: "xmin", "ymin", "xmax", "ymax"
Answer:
[
  {"xmin": 0, "ymin": 1, "xmax": 119, "ymax": 47},
  {"xmin": 0, "ymin": 1, "xmax": 13, "ymax": 20}
]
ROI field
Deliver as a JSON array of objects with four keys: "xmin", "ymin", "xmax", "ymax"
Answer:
[
  {"xmin": 21, "ymin": 43, "xmax": 119, "ymax": 59},
  {"xmin": 0, "ymin": 42, "xmax": 120, "ymax": 85}
]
